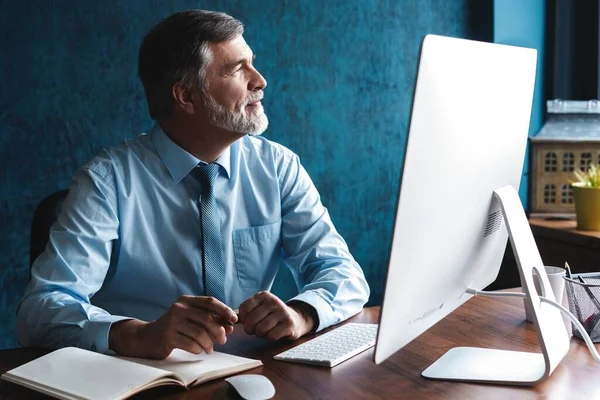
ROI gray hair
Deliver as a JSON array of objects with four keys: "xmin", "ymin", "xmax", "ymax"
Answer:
[{"xmin": 138, "ymin": 10, "xmax": 244, "ymax": 120}]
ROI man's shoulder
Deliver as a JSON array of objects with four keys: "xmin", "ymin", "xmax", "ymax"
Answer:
[{"xmin": 80, "ymin": 133, "xmax": 152, "ymax": 180}]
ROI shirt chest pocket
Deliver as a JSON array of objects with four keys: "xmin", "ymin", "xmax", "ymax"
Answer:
[{"xmin": 232, "ymin": 221, "xmax": 282, "ymax": 289}]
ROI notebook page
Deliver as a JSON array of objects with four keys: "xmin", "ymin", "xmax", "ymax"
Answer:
[
  {"xmin": 2, "ymin": 347, "xmax": 181, "ymax": 400},
  {"xmin": 121, "ymin": 349, "xmax": 262, "ymax": 386}
]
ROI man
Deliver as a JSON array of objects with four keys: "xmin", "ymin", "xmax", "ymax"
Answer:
[{"xmin": 16, "ymin": 10, "xmax": 369, "ymax": 359}]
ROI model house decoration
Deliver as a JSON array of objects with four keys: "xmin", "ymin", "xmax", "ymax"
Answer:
[{"xmin": 530, "ymin": 99, "xmax": 600, "ymax": 218}]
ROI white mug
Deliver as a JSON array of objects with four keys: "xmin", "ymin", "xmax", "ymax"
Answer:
[{"xmin": 524, "ymin": 266, "xmax": 572, "ymax": 337}]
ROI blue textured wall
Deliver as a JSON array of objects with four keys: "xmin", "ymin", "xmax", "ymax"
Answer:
[{"xmin": 0, "ymin": 0, "xmax": 476, "ymax": 349}]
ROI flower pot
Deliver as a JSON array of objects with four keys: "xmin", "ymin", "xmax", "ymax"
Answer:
[{"xmin": 572, "ymin": 182, "xmax": 600, "ymax": 230}]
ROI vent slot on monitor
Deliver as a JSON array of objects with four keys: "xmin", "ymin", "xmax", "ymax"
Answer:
[{"xmin": 484, "ymin": 210, "xmax": 503, "ymax": 237}]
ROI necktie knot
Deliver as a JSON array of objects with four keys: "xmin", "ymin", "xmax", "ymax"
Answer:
[{"xmin": 194, "ymin": 163, "xmax": 220, "ymax": 192}]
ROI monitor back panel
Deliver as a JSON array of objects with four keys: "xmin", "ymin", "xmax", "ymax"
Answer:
[{"xmin": 374, "ymin": 35, "xmax": 537, "ymax": 364}]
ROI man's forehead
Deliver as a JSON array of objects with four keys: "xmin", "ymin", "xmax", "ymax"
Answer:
[{"xmin": 209, "ymin": 36, "xmax": 253, "ymax": 63}]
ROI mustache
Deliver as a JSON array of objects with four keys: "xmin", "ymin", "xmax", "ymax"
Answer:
[{"xmin": 245, "ymin": 92, "xmax": 264, "ymax": 105}]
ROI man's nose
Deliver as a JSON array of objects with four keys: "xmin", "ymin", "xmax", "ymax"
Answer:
[{"xmin": 249, "ymin": 68, "xmax": 267, "ymax": 91}]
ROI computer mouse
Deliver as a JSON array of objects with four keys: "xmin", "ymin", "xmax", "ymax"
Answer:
[{"xmin": 225, "ymin": 374, "xmax": 275, "ymax": 400}]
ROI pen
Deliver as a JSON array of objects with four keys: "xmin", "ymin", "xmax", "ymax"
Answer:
[
  {"xmin": 234, "ymin": 309, "xmax": 242, "ymax": 325},
  {"xmin": 564, "ymin": 261, "xmax": 573, "ymax": 279},
  {"xmin": 212, "ymin": 313, "xmax": 235, "ymax": 326}
]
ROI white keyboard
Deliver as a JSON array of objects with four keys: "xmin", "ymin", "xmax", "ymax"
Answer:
[{"xmin": 273, "ymin": 323, "xmax": 378, "ymax": 367}]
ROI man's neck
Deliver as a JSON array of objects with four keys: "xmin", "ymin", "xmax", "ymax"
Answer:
[{"xmin": 159, "ymin": 120, "xmax": 245, "ymax": 163}]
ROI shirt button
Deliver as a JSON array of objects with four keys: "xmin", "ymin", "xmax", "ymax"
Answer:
[{"xmin": 91, "ymin": 344, "xmax": 97, "ymax": 352}]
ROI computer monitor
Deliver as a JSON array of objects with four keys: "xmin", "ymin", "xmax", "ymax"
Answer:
[{"xmin": 373, "ymin": 35, "xmax": 570, "ymax": 385}]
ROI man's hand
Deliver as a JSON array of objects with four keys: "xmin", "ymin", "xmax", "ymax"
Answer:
[
  {"xmin": 109, "ymin": 296, "xmax": 237, "ymax": 359},
  {"xmin": 238, "ymin": 291, "xmax": 317, "ymax": 341}
]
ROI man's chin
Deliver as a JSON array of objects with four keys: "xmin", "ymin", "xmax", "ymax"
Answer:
[
  {"xmin": 245, "ymin": 116, "xmax": 269, "ymax": 136},
  {"xmin": 218, "ymin": 123, "xmax": 267, "ymax": 137},
  {"xmin": 247, "ymin": 122, "xmax": 268, "ymax": 136},
  {"xmin": 207, "ymin": 111, "xmax": 268, "ymax": 137}
]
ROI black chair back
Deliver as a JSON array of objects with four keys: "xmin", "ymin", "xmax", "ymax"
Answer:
[{"xmin": 29, "ymin": 190, "xmax": 69, "ymax": 270}]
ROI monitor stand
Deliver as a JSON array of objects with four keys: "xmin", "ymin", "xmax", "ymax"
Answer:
[{"xmin": 421, "ymin": 185, "xmax": 571, "ymax": 386}]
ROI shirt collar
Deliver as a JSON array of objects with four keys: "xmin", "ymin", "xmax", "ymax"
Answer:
[{"xmin": 150, "ymin": 124, "xmax": 231, "ymax": 183}]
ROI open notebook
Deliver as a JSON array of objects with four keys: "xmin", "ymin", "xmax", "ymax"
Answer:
[{"xmin": 1, "ymin": 347, "xmax": 262, "ymax": 400}]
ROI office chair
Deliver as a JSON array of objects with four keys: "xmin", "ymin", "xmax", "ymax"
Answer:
[{"xmin": 29, "ymin": 189, "xmax": 69, "ymax": 272}]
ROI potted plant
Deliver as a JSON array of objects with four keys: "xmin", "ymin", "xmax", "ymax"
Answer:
[{"xmin": 572, "ymin": 164, "xmax": 600, "ymax": 230}]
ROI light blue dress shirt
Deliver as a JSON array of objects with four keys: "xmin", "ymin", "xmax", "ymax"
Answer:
[{"xmin": 16, "ymin": 125, "xmax": 370, "ymax": 353}]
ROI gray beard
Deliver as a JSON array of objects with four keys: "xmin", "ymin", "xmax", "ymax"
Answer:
[{"xmin": 202, "ymin": 92, "xmax": 269, "ymax": 136}]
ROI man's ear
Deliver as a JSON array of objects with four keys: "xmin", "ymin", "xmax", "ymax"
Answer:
[{"xmin": 172, "ymin": 83, "xmax": 196, "ymax": 115}]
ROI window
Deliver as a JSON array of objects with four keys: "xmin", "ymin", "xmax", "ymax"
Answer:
[
  {"xmin": 544, "ymin": 152, "xmax": 557, "ymax": 172},
  {"xmin": 543, "ymin": 184, "xmax": 556, "ymax": 204},
  {"xmin": 561, "ymin": 184, "xmax": 573, "ymax": 204},
  {"xmin": 580, "ymin": 152, "xmax": 593, "ymax": 171},
  {"xmin": 562, "ymin": 152, "xmax": 575, "ymax": 172}
]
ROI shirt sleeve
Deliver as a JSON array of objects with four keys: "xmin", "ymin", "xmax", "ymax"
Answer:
[
  {"xmin": 279, "ymin": 152, "xmax": 370, "ymax": 332},
  {"xmin": 16, "ymin": 157, "xmax": 129, "ymax": 353}
]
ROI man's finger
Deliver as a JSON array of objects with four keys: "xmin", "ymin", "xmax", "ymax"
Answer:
[
  {"xmin": 182, "ymin": 296, "xmax": 237, "ymax": 323},
  {"xmin": 178, "ymin": 317, "xmax": 227, "ymax": 345},
  {"xmin": 173, "ymin": 332, "xmax": 204, "ymax": 355},
  {"xmin": 178, "ymin": 328, "xmax": 215, "ymax": 354},
  {"xmin": 265, "ymin": 322, "xmax": 292, "ymax": 341},
  {"xmin": 182, "ymin": 311, "xmax": 229, "ymax": 343},
  {"xmin": 239, "ymin": 294, "xmax": 263, "ymax": 323},
  {"xmin": 238, "ymin": 292, "xmax": 271, "ymax": 321},
  {"xmin": 254, "ymin": 314, "xmax": 280, "ymax": 338},
  {"xmin": 244, "ymin": 303, "xmax": 273, "ymax": 330}
]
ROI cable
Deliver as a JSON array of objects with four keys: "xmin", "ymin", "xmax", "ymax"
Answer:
[{"xmin": 467, "ymin": 288, "xmax": 600, "ymax": 363}]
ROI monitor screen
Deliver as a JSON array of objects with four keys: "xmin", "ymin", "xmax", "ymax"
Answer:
[{"xmin": 374, "ymin": 35, "xmax": 537, "ymax": 365}]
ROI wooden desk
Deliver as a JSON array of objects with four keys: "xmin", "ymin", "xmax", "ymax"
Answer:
[{"xmin": 1, "ymin": 294, "xmax": 599, "ymax": 399}]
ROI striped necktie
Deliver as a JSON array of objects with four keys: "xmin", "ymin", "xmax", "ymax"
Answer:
[{"xmin": 193, "ymin": 163, "xmax": 226, "ymax": 303}]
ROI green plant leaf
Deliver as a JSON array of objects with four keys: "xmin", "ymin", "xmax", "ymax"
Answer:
[{"xmin": 573, "ymin": 164, "xmax": 600, "ymax": 188}]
